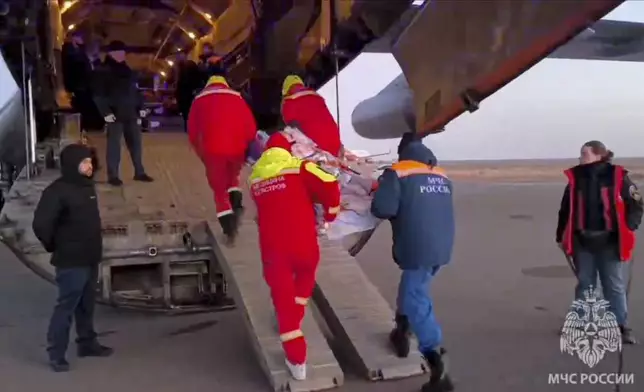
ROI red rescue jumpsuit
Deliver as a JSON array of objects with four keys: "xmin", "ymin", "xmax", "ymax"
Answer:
[
  {"xmin": 187, "ymin": 76, "xmax": 257, "ymax": 232},
  {"xmin": 281, "ymin": 75, "xmax": 343, "ymax": 157},
  {"xmin": 250, "ymin": 132, "xmax": 341, "ymax": 365}
]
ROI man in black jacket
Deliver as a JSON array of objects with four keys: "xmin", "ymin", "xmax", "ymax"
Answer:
[
  {"xmin": 92, "ymin": 40, "xmax": 153, "ymax": 186},
  {"xmin": 62, "ymin": 32, "xmax": 105, "ymax": 132},
  {"xmin": 33, "ymin": 144, "xmax": 113, "ymax": 372}
]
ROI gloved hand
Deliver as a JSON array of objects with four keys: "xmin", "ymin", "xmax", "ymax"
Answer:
[
  {"xmin": 104, "ymin": 114, "xmax": 116, "ymax": 123},
  {"xmin": 139, "ymin": 109, "xmax": 148, "ymax": 118}
]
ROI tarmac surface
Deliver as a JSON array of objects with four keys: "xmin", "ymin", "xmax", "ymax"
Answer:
[{"xmin": 1, "ymin": 179, "xmax": 642, "ymax": 392}]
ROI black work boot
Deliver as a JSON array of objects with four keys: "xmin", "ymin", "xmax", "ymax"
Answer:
[
  {"xmin": 218, "ymin": 213, "xmax": 238, "ymax": 247},
  {"xmin": 620, "ymin": 326, "xmax": 638, "ymax": 345},
  {"xmin": 49, "ymin": 358, "xmax": 70, "ymax": 372},
  {"xmin": 422, "ymin": 348, "xmax": 455, "ymax": 392},
  {"xmin": 133, "ymin": 174, "xmax": 154, "ymax": 182},
  {"xmin": 229, "ymin": 190, "xmax": 244, "ymax": 218},
  {"xmin": 78, "ymin": 343, "xmax": 114, "ymax": 358},
  {"xmin": 390, "ymin": 313, "xmax": 411, "ymax": 358},
  {"xmin": 108, "ymin": 177, "xmax": 123, "ymax": 187}
]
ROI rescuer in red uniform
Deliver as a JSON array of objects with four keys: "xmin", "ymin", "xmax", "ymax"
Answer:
[
  {"xmin": 249, "ymin": 131, "xmax": 341, "ymax": 380},
  {"xmin": 281, "ymin": 75, "xmax": 344, "ymax": 157},
  {"xmin": 188, "ymin": 74, "xmax": 257, "ymax": 244},
  {"xmin": 556, "ymin": 140, "xmax": 643, "ymax": 344}
]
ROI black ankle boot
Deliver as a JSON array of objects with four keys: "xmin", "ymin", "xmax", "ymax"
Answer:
[
  {"xmin": 422, "ymin": 348, "xmax": 455, "ymax": 392},
  {"xmin": 218, "ymin": 213, "xmax": 238, "ymax": 246},
  {"xmin": 78, "ymin": 343, "xmax": 114, "ymax": 358},
  {"xmin": 620, "ymin": 325, "xmax": 638, "ymax": 345},
  {"xmin": 229, "ymin": 190, "xmax": 244, "ymax": 217},
  {"xmin": 390, "ymin": 313, "xmax": 411, "ymax": 358},
  {"xmin": 49, "ymin": 358, "xmax": 70, "ymax": 372}
]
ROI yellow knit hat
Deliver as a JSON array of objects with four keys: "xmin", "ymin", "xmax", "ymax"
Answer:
[
  {"xmin": 282, "ymin": 75, "xmax": 304, "ymax": 97},
  {"xmin": 207, "ymin": 75, "xmax": 229, "ymax": 86}
]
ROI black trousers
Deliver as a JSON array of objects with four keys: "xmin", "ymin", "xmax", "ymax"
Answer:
[
  {"xmin": 47, "ymin": 266, "xmax": 98, "ymax": 361},
  {"xmin": 71, "ymin": 92, "xmax": 105, "ymax": 131},
  {"xmin": 106, "ymin": 120, "xmax": 145, "ymax": 179}
]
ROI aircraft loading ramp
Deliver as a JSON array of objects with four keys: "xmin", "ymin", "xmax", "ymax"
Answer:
[{"xmin": 0, "ymin": 132, "xmax": 426, "ymax": 391}]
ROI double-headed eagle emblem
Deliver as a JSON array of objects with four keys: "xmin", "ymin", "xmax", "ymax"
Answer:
[{"xmin": 560, "ymin": 287, "xmax": 622, "ymax": 368}]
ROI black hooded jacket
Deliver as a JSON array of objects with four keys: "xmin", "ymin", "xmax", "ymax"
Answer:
[{"xmin": 32, "ymin": 144, "xmax": 103, "ymax": 268}]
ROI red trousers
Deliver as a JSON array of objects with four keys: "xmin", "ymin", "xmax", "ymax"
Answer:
[
  {"xmin": 263, "ymin": 256, "xmax": 319, "ymax": 365},
  {"xmin": 203, "ymin": 154, "xmax": 243, "ymax": 217}
]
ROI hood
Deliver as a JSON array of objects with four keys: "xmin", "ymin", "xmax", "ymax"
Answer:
[
  {"xmin": 60, "ymin": 144, "xmax": 93, "ymax": 184},
  {"xmin": 282, "ymin": 74, "xmax": 305, "ymax": 97},
  {"xmin": 399, "ymin": 140, "xmax": 437, "ymax": 166},
  {"xmin": 264, "ymin": 132, "xmax": 293, "ymax": 152},
  {"xmin": 205, "ymin": 75, "xmax": 229, "ymax": 88},
  {"xmin": 397, "ymin": 132, "xmax": 420, "ymax": 155},
  {"xmin": 250, "ymin": 147, "xmax": 301, "ymax": 182}
]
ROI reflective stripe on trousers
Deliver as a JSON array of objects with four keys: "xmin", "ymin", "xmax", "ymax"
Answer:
[{"xmin": 263, "ymin": 257, "xmax": 318, "ymax": 364}]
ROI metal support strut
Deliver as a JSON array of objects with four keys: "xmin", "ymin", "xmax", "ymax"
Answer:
[{"xmin": 21, "ymin": 41, "xmax": 37, "ymax": 180}]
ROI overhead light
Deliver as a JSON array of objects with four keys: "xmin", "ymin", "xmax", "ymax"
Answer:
[
  {"xmin": 62, "ymin": 0, "xmax": 77, "ymax": 13},
  {"xmin": 160, "ymin": 71, "xmax": 166, "ymax": 77},
  {"xmin": 166, "ymin": 59, "xmax": 174, "ymax": 66},
  {"xmin": 187, "ymin": 32, "xmax": 196, "ymax": 39},
  {"xmin": 412, "ymin": 0, "xmax": 425, "ymax": 5},
  {"xmin": 204, "ymin": 13, "xmax": 212, "ymax": 19},
  {"xmin": 68, "ymin": 24, "xmax": 75, "ymax": 31},
  {"xmin": 177, "ymin": 48, "xmax": 182, "ymax": 52}
]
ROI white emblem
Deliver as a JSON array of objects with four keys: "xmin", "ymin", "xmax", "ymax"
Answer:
[
  {"xmin": 629, "ymin": 185, "xmax": 641, "ymax": 202},
  {"xmin": 560, "ymin": 286, "xmax": 622, "ymax": 368}
]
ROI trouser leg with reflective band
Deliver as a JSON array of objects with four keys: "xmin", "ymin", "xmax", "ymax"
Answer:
[
  {"xmin": 293, "ymin": 257, "xmax": 318, "ymax": 325},
  {"xmin": 397, "ymin": 267, "xmax": 442, "ymax": 353},
  {"xmin": 263, "ymin": 258, "xmax": 311, "ymax": 364},
  {"xmin": 225, "ymin": 160, "xmax": 243, "ymax": 212},
  {"xmin": 205, "ymin": 155, "xmax": 235, "ymax": 217}
]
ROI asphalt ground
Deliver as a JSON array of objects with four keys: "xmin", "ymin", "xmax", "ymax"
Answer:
[{"xmin": 1, "ymin": 180, "xmax": 641, "ymax": 392}]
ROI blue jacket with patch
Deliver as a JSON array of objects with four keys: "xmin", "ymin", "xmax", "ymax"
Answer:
[{"xmin": 370, "ymin": 141, "xmax": 455, "ymax": 270}]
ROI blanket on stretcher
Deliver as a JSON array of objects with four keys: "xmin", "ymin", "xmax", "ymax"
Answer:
[{"xmin": 246, "ymin": 126, "xmax": 382, "ymax": 241}]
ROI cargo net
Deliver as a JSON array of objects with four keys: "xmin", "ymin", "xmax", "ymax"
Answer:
[{"xmin": 247, "ymin": 126, "xmax": 383, "ymax": 241}]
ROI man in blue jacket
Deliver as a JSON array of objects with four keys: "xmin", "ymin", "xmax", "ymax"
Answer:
[{"xmin": 371, "ymin": 133, "xmax": 455, "ymax": 392}]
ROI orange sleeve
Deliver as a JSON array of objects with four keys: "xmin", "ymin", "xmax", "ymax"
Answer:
[{"xmin": 300, "ymin": 161, "xmax": 341, "ymax": 222}]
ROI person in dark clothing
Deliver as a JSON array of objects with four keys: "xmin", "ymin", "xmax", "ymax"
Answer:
[
  {"xmin": 371, "ymin": 138, "xmax": 455, "ymax": 392},
  {"xmin": 32, "ymin": 144, "xmax": 113, "ymax": 372},
  {"xmin": 61, "ymin": 32, "xmax": 105, "ymax": 132},
  {"xmin": 92, "ymin": 40, "xmax": 153, "ymax": 186},
  {"xmin": 173, "ymin": 52, "xmax": 201, "ymax": 132},
  {"xmin": 196, "ymin": 42, "xmax": 225, "ymax": 89},
  {"xmin": 556, "ymin": 140, "xmax": 643, "ymax": 345}
]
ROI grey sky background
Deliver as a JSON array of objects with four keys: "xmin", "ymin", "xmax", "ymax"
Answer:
[{"xmin": 319, "ymin": 0, "xmax": 644, "ymax": 161}]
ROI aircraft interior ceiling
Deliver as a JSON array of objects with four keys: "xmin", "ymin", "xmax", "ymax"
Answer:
[{"xmin": 0, "ymin": 0, "xmax": 633, "ymax": 138}]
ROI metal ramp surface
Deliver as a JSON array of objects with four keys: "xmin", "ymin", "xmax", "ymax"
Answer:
[
  {"xmin": 314, "ymin": 240, "xmax": 427, "ymax": 380},
  {"xmin": 89, "ymin": 132, "xmax": 426, "ymax": 385},
  {"xmin": 204, "ymin": 220, "xmax": 344, "ymax": 391},
  {"xmin": 3, "ymin": 132, "xmax": 426, "ymax": 389}
]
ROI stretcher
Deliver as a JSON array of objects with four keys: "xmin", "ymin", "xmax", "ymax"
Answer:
[{"xmin": 247, "ymin": 127, "xmax": 385, "ymax": 247}]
